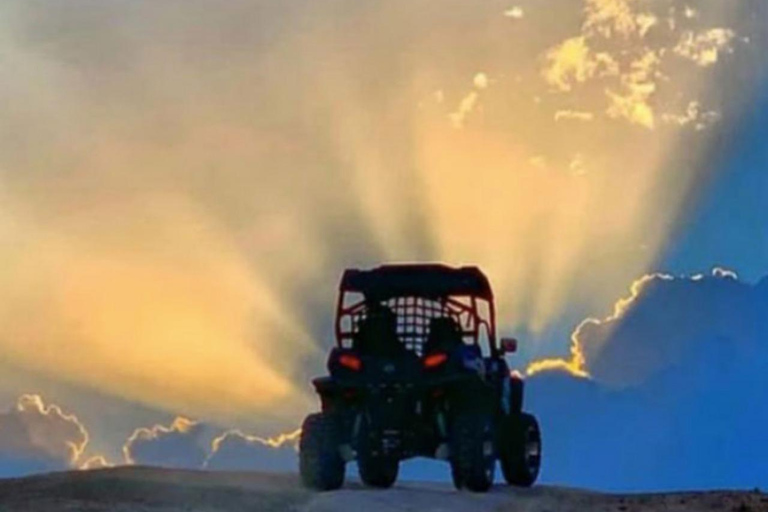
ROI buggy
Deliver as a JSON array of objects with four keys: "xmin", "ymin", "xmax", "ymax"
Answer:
[{"xmin": 299, "ymin": 264, "xmax": 541, "ymax": 492}]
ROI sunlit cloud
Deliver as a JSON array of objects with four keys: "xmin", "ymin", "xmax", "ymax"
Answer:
[
  {"xmin": 527, "ymin": 269, "xmax": 768, "ymax": 489},
  {"xmin": 542, "ymin": 0, "xmax": 743, "ymax": 131},
  {"xmin": 544, "ymin": 37, "xmax": 616, "ymax": 91},
  {"xmin": 526, "ymin": 267, "xmax": 757, "ymax": 385},
  {"xmin": 526, "ymin": 332, "xmax": 590, "ymax": 378},
  {"xmin": 14, "ymin": 394, "xmax": 88, "ymax": 465},
  {"xmin": 503, "ymin": 6, "xmax": 524, "ymax": 19},
  {"xmin": 527, "ymin": 273, "xmax": 673, "ymax": 378},
  {"xmin": 0, "ymin": 394, "xmax": 301, "ymax": 475},
  {"xmin": 0, "ymin": 0, "xmax": 760, "ymax": 438},
  {"xmin": 0, "ymin": 394, "xmax": 110, "ymax": 474},
  {"xmin": 568, "ymin": 153, "xmax": 588, "ymax": 176},
  {"xmin": 0, "ymin": 199, "xmax": 315, "ymax": 423},
  {"xmin": 205, "ymin": 428, "xmax": 301, "ymax": 470},
  {"xmin": 674, "ymin": 28, "xmax": 736, "ymax": 66},
  {"xmin": 210, "ymin": 428, "xmax": 300, "ymax": 452},
  {"xmin": 661, "ymin": 101, "xmax": 720, "ymax": 130},
  {"xmin": 554, "ymin": 110, "xmax": 595, "ymax": 122},
  {"xmin": 583, "ymin": 0, "xmax": 641, "ymax": 38},
  {"xmin": 122, "ymin": 414, "xmax": 301, "ymax": 471},
  {"xmin": 79, "ymin": 455, "xmax": 113, "ymax": 470},
  {"xmin": 123, "ymin": 417, "xmax": 206, "ymax": 467},
  {"xmin": 473, "ymin": 72, "xmax": 490, "ymax": 90},
  {"xmin": 449, "ymin": 73, "xmax": 490, "ymax": 128}
]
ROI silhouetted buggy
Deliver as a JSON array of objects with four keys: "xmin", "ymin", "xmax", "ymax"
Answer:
[{"xmin": 300, "ymin": 264, "xmax": 542, "ymax": 492}]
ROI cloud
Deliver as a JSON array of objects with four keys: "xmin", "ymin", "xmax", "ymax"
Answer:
[
  {"xmin": 205, "ymin": 429, "xmax": 300, "ymax": 472},
  {"xmin": 473, "ymin": 72, "xmax": 490, "ymax": 90},
  {"xmin": 121, "ymin": 416, "xmax": 300, "ymax": 472},
  {"xmin": 579, "ymin": 268, "xmax": 767, "ymax": 387},
  {"xmin": 0, "ymin": 0, "xmax": 764, "ymax": 463},
  {"xmin": 544, "ymin": 37, "xmax": 617, "ymax": 92},
  {"xmin": 526, "ymin": 334, "xmax": 589, "ymax": 378},
  {"xmin": 503, "ymin": 6, "xmax": 524, "ymax": 19},
  {"xmin": 554, "ymin": 110, "xmax": 595, "ymax": 122},
  {"xmin": 79, "ymin": 455, "xmax": 113, "ymax": 470},
  {"xmin": 0, "ymin": 196, "xmax": 314, "ymax": 423},
  {"xmin": 661, "ymin": 101, "xmax": 720, "ymax": 130},
  {"xmin": 568, "ymin": 153, "xmax": 588, "ymax": 176},
  {"xmin": 583, "ymin": 0, "xmax": 641, "ymax": 38},
  {"xmin": 605, "ymin": 49, "xmax": 661, "ymax": 128},
  {"xmin": 0, "ymin": 395, "xmax": 88, "ymax": 476},
  {"xmin": 674, "ymin": 28, "xmax": 736, "ymax": 66},
  {"xmin": 0, "ymin": 397, "xmax": 301, "ymax": 476},
  {"xmin": 526, "ymin": 269, "xmax": 768, "ymax": 490},
  {"xmin": 123, "ymin": 417, "xmax": 208, "ymax": 468},
  {"xmin": 528, "ymin": 268, "xmax": 767, "ymax": 385},
  {"xmin": 448, "ymin": 73, "xmax": 490, "ymax": 128},
  {"xmin": 448, "ymin": 91, "xmax": 480, "ymax": 128},
  {"xmin": 542, "ymin": 0, "xmax": 744, "ymax": 129}
]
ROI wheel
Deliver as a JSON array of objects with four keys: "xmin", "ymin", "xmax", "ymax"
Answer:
[
  {"xmin": 299, "ymin": 413, "xmax": 345, "ymax": 491},
  {"xmin": 449, "ymin": 412, "xmax": 495, "ymax": 492},
  {"xmin": 358, "ymin": 456, "xmax": 399, "ymax": 488},
  {"xmin": 356, "ymin": 415, "xmax": 399, "ymax": 488},
  {"xmin": 500, "ymin": 412, "xmax": 541, "ymax": 487}
]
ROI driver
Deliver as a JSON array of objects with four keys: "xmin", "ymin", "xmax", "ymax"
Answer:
[{"xmin": 355, "ymin": 303, "xmax": 406, "ymax": 358}]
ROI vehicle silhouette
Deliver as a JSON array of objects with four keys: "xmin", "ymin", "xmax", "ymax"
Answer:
[{"xmin": 299, "ymin": 264, "xmax": 541, "ymax": 492}]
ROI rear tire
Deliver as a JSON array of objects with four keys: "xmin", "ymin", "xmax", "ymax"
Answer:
[
  {"xmin": 299, "ymin": 413, "xmax": 345, "ymax": 491},
  {"xmin": 449, "ymin": 412, "xmax": 495, "ymax": 492},
  {"xmin": 359, "ymin": 456, "xmax": 399, "ymax": 488},
  {"xmin": 356, "ymin": 415, "xmax": 399, "ymax": 488},
  {"xmin": 500, "ymin": 412, "xmax": 541, "ymax": 487}
]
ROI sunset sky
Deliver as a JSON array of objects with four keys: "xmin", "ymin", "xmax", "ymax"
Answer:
[{"xmin": 0, "ymin": 0, "xmax": 766, "ymax": 490}]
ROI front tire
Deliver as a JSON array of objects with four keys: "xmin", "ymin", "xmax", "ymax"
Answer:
[
  {"xmin": 449, "ymin": 412, "xmax": 495, "ymax": 492},
  {"xmin": 299, "ymin": 413, "xmax": 345, "ymax": 491},
  {"xmin": 500, "ymin": 412, "xmax": 541, "ymax": 487}
]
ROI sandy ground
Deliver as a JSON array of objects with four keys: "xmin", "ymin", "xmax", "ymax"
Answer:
[{"xmin": 0, "ymin": 467, "xmax": 765, "ymax": 512}]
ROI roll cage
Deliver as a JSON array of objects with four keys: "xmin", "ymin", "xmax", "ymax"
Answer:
[{"xmin": 335, "ymin": 265, "xmax": 498, "ymax": 357}]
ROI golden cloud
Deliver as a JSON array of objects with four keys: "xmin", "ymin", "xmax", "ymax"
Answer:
[
  {"xmin": 0, "ymin": 394, "xmax": 111, "ymax": 472},
  {"xmin": 554, "ymin": 110, "xmax": 595, "ymax": 122},
  {"xmin": 0, "ymin": 0, "xmax": 758, "ymax": 431}
]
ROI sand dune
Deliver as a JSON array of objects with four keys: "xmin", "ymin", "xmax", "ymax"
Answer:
[{"xmin": 0, "ymin": 467, "xmax": 765, "ymax": 512}]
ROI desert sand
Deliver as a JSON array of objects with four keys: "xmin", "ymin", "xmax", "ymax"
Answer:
[{"xmin": 0, "ymin": 466, "xmax": 765, "ymax": 512}]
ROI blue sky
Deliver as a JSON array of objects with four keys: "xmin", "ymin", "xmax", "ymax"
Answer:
[{"xmin": 664, "ymin": 82, "xmax": 768, "ymax": 282}]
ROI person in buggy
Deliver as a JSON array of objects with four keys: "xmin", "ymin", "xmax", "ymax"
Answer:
[
  {"xmin": 352, "ymin": 303, "xmax": 404, "ymax": 358},
  {"xmin": 423, "ymin": 316, "xmax": 485, "ymax": 378}
]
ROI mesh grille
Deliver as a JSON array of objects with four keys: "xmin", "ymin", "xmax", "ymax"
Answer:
[{"xmin": 350, "ymin": 297, "xmax": 461, "ymax": 356}]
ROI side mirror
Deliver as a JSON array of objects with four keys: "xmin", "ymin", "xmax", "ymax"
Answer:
[{"xmin": 500, "ymin": 337, "xmax": 518, "ymax": 354}]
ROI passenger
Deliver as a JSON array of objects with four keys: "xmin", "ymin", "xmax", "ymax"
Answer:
[
  {"xmin": 355, "ymin": 304, "xmax": 405, "ymax": 358},
  {"xmin": 424, "ymin": 317, "xmax": 463, "ymax": 355},
  {"xmin": 424, "ymin": 317, "xmax": 483, "ymax": 375}
]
